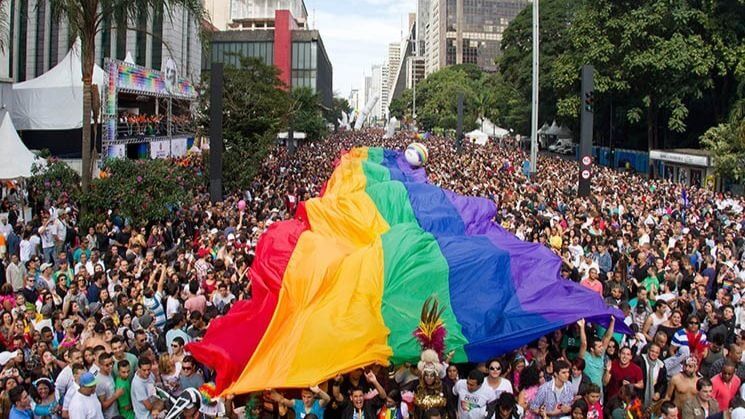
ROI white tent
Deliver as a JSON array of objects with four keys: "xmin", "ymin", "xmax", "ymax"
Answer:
[
  {"xmin": 10, "ymin": 39, "xmax": 107, "ymax": 130},
  {"xmin": 466, "ymin": 129, "xmax": 489, "ymax": 145},
  {"xmin": 0, "ymin": 112, "xmax": 46, "ymax": 179},
  {"xmin": 477, "ymin": 117, "xmax": 509, "ymax": 138},
  {"xmin": 124, "ymin": 51, "xmax": 135, "ymax": 64}
]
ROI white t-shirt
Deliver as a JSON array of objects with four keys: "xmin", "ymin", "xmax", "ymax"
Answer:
[
  {"xmin": 63, "ymin": 383, "xmax": 80, "ymax": 411},
  {"xmin": 40, "ymin": 223, "xmax": 57, "ymax": 249},
  {"xmin": 452, "ymin": 380, "xmax": 496, "ymax": 419},
  {"xmin": 486, "ymin": 378, "xmax": 513, "ymax": 399},
  {"xmin": 68, "ymin": 390, "xmax": 105, "ymax": 419},
  {"xmin": 19, "ymin": 239, "xmax": 32, "ymax": 262}
]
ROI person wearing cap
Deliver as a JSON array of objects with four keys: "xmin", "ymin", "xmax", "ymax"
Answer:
[
  {"xmin": 36, "ymin": 262, "xmax": 55, "ymax": 292},
  {"xmin": 68, "ymin": 371, "xmax": 104, "ymax": 418}
]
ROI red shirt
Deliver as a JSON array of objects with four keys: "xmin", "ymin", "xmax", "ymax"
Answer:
[
  {"xmin": 605, "ymin": 360, "xmax": 643, "ymax": 400},
  {"xmin": 712, "ymin": 374, "xmax": 741, "ymax": 411}
]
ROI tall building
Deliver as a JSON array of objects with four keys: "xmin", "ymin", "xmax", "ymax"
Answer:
[
  {"xmin": 370, "ymin": 64, "xmax": 383, "ymax": 121},
  {"xmin": 380, "ymin": 62, "xmax": 389, "ymax": 120},
  {"xmin": 380, "ymin": 42, "xmax": 400, "ymax": 120},
  {"xmin": 207, "ymin": 0, "xmax": 333, "ymax": 107},
  {"xmin": 348, "ymin": 89, "xmax": 360, "ymax": 113},
  {"xmin": 204, "ymin": 0, "xmax": 232, "ymax": 30},
  {"xmin": 419, "ymin": 0, "xmax": 530, "ymax": 75},
  {"xmin": 0, "ymin": 2, "xmax": 202, "ymax": 83}
]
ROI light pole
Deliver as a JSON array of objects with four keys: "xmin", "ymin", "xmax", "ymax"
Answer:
[{"xmin": 529, "ymin": 0, "xmax": 539, "ymax": 174}]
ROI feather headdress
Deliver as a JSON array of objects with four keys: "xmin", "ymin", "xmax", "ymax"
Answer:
[{"xmin": 412, "ymin": 296, "xmax": 447, "ymax": 359}]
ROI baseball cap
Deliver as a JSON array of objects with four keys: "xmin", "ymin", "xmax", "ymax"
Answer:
[
  {"xmin": 40, "ymin": 263, "xmax": 53, "ymax": 271},
  {"xmin": 79, "ymin": 372, "xmax": 97, "ymax": 387},
  {"xmin": 0, "ymin": 350, "xmax": 19, "ymax": 366},
  {"xmin": 227, "ymin": 233, "xmax": 235, "ymax": 242}
]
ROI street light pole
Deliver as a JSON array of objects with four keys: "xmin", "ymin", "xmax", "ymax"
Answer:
[{"xmin": 529, "ymin": 0, "xmax": 539, "ymax": 174}]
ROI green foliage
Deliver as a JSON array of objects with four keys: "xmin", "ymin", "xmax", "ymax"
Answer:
[
  {"xmin": 78, "ymin": 159, "xmax": 203, "ymax": 228},
  {"xmin": 414, "ymin": 66, "xmax": 479, "ymax": 131},
  {"xmin": 553, "ymin": 0, "xmax": 745, "ymax": 150},
  {"xmin": 324, "ymin": 97, "xmax": 353, "ymax": 128},
  {"xmin": 499, "ymin": 0, "xmax": 578, "ymax": 132},
  {"xmin": 27, "ymin": 159, "xmax": 82, "ymax": 209},
  {"xmin": 200, "ymin": 57, "xmax": 291, "ymax": 193},
  {"xmin": 388, "ymin": 89, "xmax": 413, "ymax": 120},
  {"xmin": 702, "ymin": 100, "xmax": 745, "ymax": 181},
  {"xmin": 291, "ymin": 87, "xmax": 328, "ymax": 141}
]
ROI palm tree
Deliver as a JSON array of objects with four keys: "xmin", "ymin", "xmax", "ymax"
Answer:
[
  {"xmin": 48, "ymin": 0, "xmax": 207, "ymax": 194},
  {"xmin": 1, "ymin": 0, "xmax": 8, "ymax": 52}
]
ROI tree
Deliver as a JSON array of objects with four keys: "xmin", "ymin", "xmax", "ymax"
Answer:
[
  {"xmin": 48, "ymin": 0, "xmax": 207, "ymax": 196},
  {"xmin": 200, "ymin": 57, "xmax": 290, "ymax": 193},
  {"xmin": 415, "ymin": 66, "xmax": 479, "ymax": 131},
  {"xmin": 388, "ymin": 89, "xmax": 413, "ymax": 121},
  {"xmin": 552, "ymin": 0, "xmax": 734, "ymax": 154},
  {"xmin": 498, "ymin": 0, "xmax": 578, "ymax": 133},
  {"xmin": 290, "ymin": 87, "xmax": 327, "ymax": 141},
  {"xmin": 324, "ymin": 96, "xmax": 352, "ymax": 129},
  {"xmin": 0, "ymin": 0, "xmax": 8, "ymax": 52},
  {"xmin": 702, "ymin": 99, "xmax": 745, "ymax": 181}
]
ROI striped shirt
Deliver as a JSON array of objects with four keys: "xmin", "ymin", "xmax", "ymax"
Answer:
[{"xmin": 672, "ymin": 328, "xmax": 708, "ymax": 348}]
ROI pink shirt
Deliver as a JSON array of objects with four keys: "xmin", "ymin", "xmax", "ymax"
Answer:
[
  {"xmin": 712, "ymin": 374, "xmax": 741, "ymax": 411},
  {"xmin": 184, "ymin": 295, "xmax": 207, "ymax": 314},
  {"xmin": 580, "ymin": 278, "xmax": 603, "ymax": 295}
]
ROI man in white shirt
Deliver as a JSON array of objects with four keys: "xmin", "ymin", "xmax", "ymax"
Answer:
[
  {"xmin": 56, "ymin": 348, "xmax": 83, "ymax": 400},
  {"xmin": 5, "ymin": 254, "xmax": 25, "ymax": 292},
  {"xmin": 68, "ymin": 372, "xmax": 104, "ymax": 419},
  {"xmin": 39, "ymin": 213, "xmax": 58, "ymax": 264},
  {"xmin": 61, "ymin": 362, "xmax": 87, "ymax": 416},
  {"xmin": 452, "ymin": 370, "xmax": 495, "ymax": 419}
]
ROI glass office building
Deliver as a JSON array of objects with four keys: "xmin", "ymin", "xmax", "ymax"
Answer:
[{"xmin": 207, "ymin": 13, "xmax": 332, "ymax": 108}]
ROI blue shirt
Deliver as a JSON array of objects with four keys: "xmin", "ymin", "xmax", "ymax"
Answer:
[
  {"xmin": 530, "ymin": 380, "xmax": 576, "ymax": 418},
  {"xmin": 9, "ymin": 407, "xmax": 33, "ymax": 419},
  {"xmin": 293, "ymin": 399, "xmax": 325, "ymax": 419}
]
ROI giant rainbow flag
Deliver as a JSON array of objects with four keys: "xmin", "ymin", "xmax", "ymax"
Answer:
[{"xmin": 187, "ymin": 147, "xmax": 628, "ymax": 395}]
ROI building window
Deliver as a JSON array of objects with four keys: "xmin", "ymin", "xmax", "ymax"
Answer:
[
  {"xmin": 35, "ymin": 0, "xmax": 46, "ymax": 77},
  {"xmin": 136, "ymin": 10, "xmax": 147, "ymax": 66},
  {"xmin": 116, "ymin": 16, "xmax": 127, "ymax": 60},
  {"xmin": 17, "ymin": 0, "xmax": 28, "ymax": 80},
  {"xmin": 152, "ymin": 6, "xmax": 163, "ymax": 69}
]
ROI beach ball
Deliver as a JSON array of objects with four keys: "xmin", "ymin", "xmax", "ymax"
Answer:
[
  {"xmin": 238, "ymin": 200, "xmax": 246, "ymax": 211},
  {"xmin": 405, "ymin": 143, "xmax": 429, "ymax": 167}
]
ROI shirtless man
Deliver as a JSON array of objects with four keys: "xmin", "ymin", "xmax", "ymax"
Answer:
[{"xmin": 665, "ymin": 357, "xmax": 699, "ymax": 411}]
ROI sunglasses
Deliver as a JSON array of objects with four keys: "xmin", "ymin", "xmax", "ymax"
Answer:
[
  {"xmin": 489, "ymin": 366, "xmax": 501, "ymax": 371},
  {"xmin": 688, "ymin": 321, "xmax": 699, "ymax": 325}
]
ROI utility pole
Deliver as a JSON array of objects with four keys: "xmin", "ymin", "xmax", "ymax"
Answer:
[
  {"xmin": 209, "ymin": 62, "xmax": 224, "ymax": 203},
  {"xmin": 529, "ymin": 0, "xmax": 539, "ymax": 174}
]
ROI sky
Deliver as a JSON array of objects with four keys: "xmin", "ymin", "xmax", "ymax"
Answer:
[{"xmin": 305, "ymin": 0, "xmax": 417, "ymax": 100}]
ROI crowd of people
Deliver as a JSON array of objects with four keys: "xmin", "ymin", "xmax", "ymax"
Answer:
[
  {"xmin": 0, "ymin": 129, "xmax": 744, "ymax": 419},
  {"xmin": 118, "ymin": 112, "xmax": 193, "ymax": 138}
]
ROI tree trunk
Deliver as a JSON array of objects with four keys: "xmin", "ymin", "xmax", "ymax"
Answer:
[
  {"xmin": 82, "ymin": 82, "xmax": 92, "ymax": 191},
  {"xmin": 81, "ymin": 34, "xmax": 95, "ymax": 196},
  {"xmin": 647, "ymin": 95, "xmax": 657, "ymax": 177}
]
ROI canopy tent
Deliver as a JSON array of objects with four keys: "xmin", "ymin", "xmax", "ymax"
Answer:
[
  {"xmin": 556, "ymin": 125, "xmax": 572, "ymax": 139},
  {"xmin": 466, "ymin": 129, "xmax": 489, "ymax": 145},
  {"xmin": 477, "ymin": 117, "xmax": 509, "ymax": 138},
  {"xmin": 0, "ymin": 112, "xmax": 46, "ymax": 179},
  {"xmin": 537, "ymin": 122, "xmax": 550, "ymax": 134},
  {"xmin": 10, "ymin": 39, "xmax": 106, "ymax": 130},
  {"xmin": 545, "ymin": 120, "xmax": 561, "ymax": 136},
  {"xmin": 124, "ymin": 51, "xmax": 135, "ymax": 64}
]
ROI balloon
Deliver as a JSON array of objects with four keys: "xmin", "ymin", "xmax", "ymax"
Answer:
[
  {"xmin": 405, "ymin": 143, "xmax": 429, "ymax": 167},
  {"xmin": 238, "ymin": 200, "xmax": 246, "ymax": 211}
]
